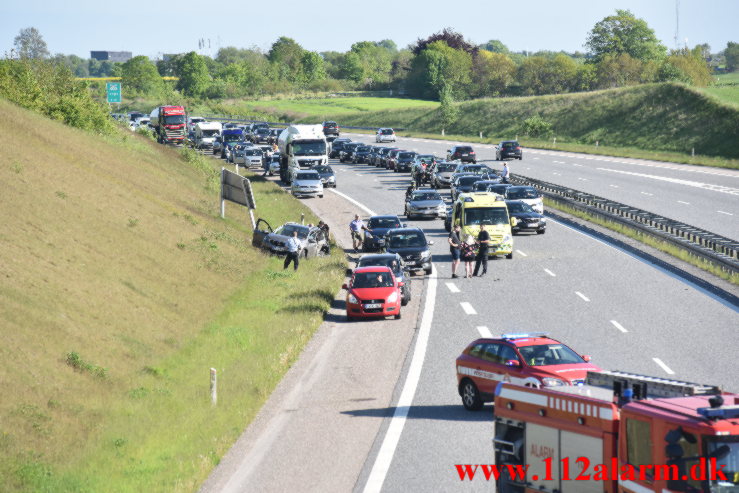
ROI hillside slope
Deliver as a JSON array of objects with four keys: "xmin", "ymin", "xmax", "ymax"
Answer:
[{"xmin": 0, "ymin": 99, "xmax": 343, "ymax": 491}]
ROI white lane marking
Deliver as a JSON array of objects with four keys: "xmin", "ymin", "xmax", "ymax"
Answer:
[
  {"xmin": 717, "ymin": 210, "xmax": 734, "ymax": 215},
  {"xmin": 362, "ymin": 267, "xmax": 438, "ymax": 493},
  {"xmin": 328, "ymin": 189, "xmax": 376, "ymax": 216},
  {"xmin": 610, "ymin": 320, "xmax": 628, "ymax": 333},
  {"xmin": 578, "ymin": 177, "xmax": 588, "ymax": 181},
  {"xmin": 575, "ymin": 291, "xmax": 590, "ymax": 302},
  {"xmin": 544, "ymin": 268, "xmax": 556, "ymax": 277},
  {"xmin": 533, "ymin": 157, "xmax": 540, "ymax": 160},
  {"xmin": 553, "ymin": 172, "xmax": 561, "ymax": 176},
  {"xmin": 609, "ymin": 184, "xmax": 619, "ymax": 188},
  {"xmin": 460, "ymin": 302, "xmax": 477, "ymax": 315},
  {"xmin": 641, "ymin": 192, "xmax": 654, "ymax": 196},
  {"xmin": 477, "ymin": 326, "xmax": 493, "ymax": 338},
  {"xmin": 652, "ymin": 358, "xmax": 675, "ymax": 375},
  {"xmin": 446, "ymin": 282, "xmax": 460, "ymax": 293},
  {"xmin": 677, "ymin": 200, "xmax": 691, "ymax": 205},
  {"xmin": 516, "ymin": 249, "xmax": 527, "ymax": 257},
  {"xmin": 572, "ymin": 163, "xmax": 584, "ymax": 167},
  {"xmin": 597, "ymin": 167, "xmax": 739, "ymax": 196},
  {"xmin": 357, "ymin": 174, "xmax": 363, "ymax": 177}
]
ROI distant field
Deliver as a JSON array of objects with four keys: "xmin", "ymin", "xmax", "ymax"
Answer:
[{"xmin": 699, "ymin": 72, "xmax": 739, "ymax": 107}]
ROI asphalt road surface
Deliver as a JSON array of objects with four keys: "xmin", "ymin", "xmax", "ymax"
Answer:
[{"xmin": 348, "ymin": 133, "xmax": 739, "ymax": 241}]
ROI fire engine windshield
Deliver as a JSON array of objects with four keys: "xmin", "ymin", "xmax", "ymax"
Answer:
[
  {"xmin": 706, "ymin": 436, "xmax": 739, "ymax": 487},
  {"xmin": 164, "ymin": 115, "xmax": 185, "ymax": 125},
  {"xmin": 518, "ymin": 344, "xmax": 585, "ymax": 366},
  {"xmin": 292, "ymin": 140, "xmax": 326, "ymax": 156}
]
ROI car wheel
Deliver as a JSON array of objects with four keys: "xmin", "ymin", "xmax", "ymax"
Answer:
[
  {"xmin": 519, "ymin": 156, "xmax": 523, "ymax": 160},
  {"xmin": 394, "ymin": 312, "xmax": 401, "ymax": 320},
  {"xmin": 461, "ymin": 380, "xmax": 483, "ymax": 411},
  {"xmin": 506, "ymin": 252, "xmax": 514, "ymax": 259},
  {"xmin": 347, "ymin": 314, "xmax": 355, "ymax": 321},
  {"xmin": 319, "ymin": 195, "xmax": 324, "ymax": 198},
  {"xmin": 401, "ymin": 294, "xmax": 410, "ymax": 306},
  {"xmin": 537, "ymin": 228, "xmax": 545, "ymax": 234},
  {"xmin": 424, "ymin": 267, "xmax": 432, "ymax": 275}
]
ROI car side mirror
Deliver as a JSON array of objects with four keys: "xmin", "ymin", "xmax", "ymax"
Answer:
[
  {"xmin": 506, "ymin": 359, "xmax": 521, "ymax": 368},
  {"xmin": 428, "ymin": 240, "xmax": 435, "ymax": 246},
  {"xmin": 342, "ymin": 283, "xmax": 348, "ymax": 290},
  {"xmin": 402, "ymin": 223, "xmax": 407, "ymax": 228},
  {"xmin": 582, "ymin": 355, "xmax": 591, "ymax": 362},
  {"xmin": 398, "ymin": 282, "xmax": 404, "ymax": 287}
]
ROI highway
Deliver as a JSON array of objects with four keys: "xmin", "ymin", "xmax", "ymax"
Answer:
[{"xmin": 347, "ymin": 133, "xmax": 739, "ymax": 241}]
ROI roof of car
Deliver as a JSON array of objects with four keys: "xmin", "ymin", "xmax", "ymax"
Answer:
[
  {"xmin": 470, "ymin": 334, "xmax": 560, "ymax": 347},
  {"xmin": 358, "ymin": 253, "xmax": 400, "ymax": 262},
  {"xmin": 353, "ymin": 266, "xmax": 394, "ymax": 274},
  {"xmin": 387, "ymin": 226, "xmax": 425, "ymax": 234},
  {"xmin": 369, "ymin": 214, "xmax": 401, "ymax": 219}
]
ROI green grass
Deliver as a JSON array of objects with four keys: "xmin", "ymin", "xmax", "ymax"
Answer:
[
  {"xmin": 543, "ymin": 197, "xmax": 738, "ymax": 285},
  {"xmin": 698, "ymin": 72, "xmax": 739, "ymax": 107},
  {"xmin": 0, "ymin": 98, "xmax": 345, "ymax": 492}
]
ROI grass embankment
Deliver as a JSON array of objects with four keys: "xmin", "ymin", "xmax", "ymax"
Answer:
[
  {"xmin": 0, "ymin": 98, "xmax": 345, "ymax": 492},
  {"xmin": 698, "ymin": 72, "xmax": 739, "ymax": 107},
  {"xmin": 232, "ymin": 83, "xmax": 739, "ymax": 168}
]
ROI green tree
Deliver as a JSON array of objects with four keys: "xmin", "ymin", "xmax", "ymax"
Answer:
[
  {"xmin": 340, "ymin": 41, "xmax": 393, "ymax": 87},
  {"xmin": 660, "ymin": 49, "xmax": 712, "ymax": 86},
  {"xmin": 13, "ymin": 27, "xmax": 49, "ymax": 59},
  {"xmin": 438, "ymin": 84, "xmax": 459, "ymax": 129},
  {"xmin": 517, "ymin": 55, "xmax": 578, "ymax": 95},
  {"xmin": 595, "ymin": 53, "xmax": 644, "ymax": 88},
  {"xmin": 268, "ymin": 37, "xmax": 305, "ymax": 82},
  {"xmin": 301, "ymin": 51, "xmax": 326, "ymax": 83},
  {"xmin": 470, "ymin": 50, "xmax": 516, "ymax": 97},
  {"xmin": 120, "ymin": 55, "xmax": 163, "ymax": 94},
  {"xmin": 177, "ymin": 52, "xmax": 211, "ymax": 97},
  {"xmin": 586, "ymin": 9, "xmax": 666, "ymax": 63},
  {"xmin": 408, "ymin": 41, "xmax": 472, "ymax": 100},
  {"xmin": 480, "ymin": 40, "xmax": 509, "ymax": 55},
  {"xmin": 724, "ymin": 42, "xmax": 739, "ymax": 72}
]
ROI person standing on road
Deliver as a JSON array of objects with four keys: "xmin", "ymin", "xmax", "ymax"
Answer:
[
  {"xmin": 349, "ymin": 214, "xmax": 368, "ymax": 252},
  {"xmin": 448, "ymin": 224, "xmax": 462, "ymax": 278},
  {"xmin": 473, "ymin": 224, "xmax": 491, "ymax": 277},
  {"xmin": 460, "ymin": 234, "xmax": 476, "ymax": 278},
  {"xmin": 501, "ymin": 163, "xmax": 510, "ymax": 183},
  {"xmin": 283, "ymin": 231, "xmax": 302, "ymax": 271}
]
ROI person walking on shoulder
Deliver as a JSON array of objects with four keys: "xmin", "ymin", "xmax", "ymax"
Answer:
[
  {"xmin": 460, "ymin": 234, "xmax": 476, "ymax": 278},
  {"xmin": 448, "ymin": 224, "xmax": 462, "ymax": 278},
  {"xmin": 501, "ymin": 163, "xmax": 510, "ymax": 184},
  {"xmin": 283, "ymin": 230, "xmax": 302, "ymax": 271},
  {"xmin": 349, "ymin": 214, "xmax": 368, "ymax": 252},
  {"xmin": 473, "ymin": 223, "xmax": 491, "ymax": 277}
]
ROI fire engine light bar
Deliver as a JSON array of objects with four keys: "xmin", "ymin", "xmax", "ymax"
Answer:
[
  {"xmin": 697, "ymin": 405, "xmax": 739, "ymax": 420},
  {"xmin": 500, "ymin": 332, "xmax": 548, "ymax": 340}
]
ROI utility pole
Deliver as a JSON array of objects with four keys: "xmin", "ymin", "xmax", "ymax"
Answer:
[{"xmin": 674, "ymin": 0, "xmax": 680, "ymax": 50}]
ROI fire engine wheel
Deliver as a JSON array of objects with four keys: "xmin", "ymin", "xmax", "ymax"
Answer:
[{"xmin": 461, "ymin": 380, "xmax": 483, "ymax": 411}]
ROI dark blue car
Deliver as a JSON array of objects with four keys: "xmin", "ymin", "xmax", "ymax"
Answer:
[{"xmin": 363, "ymin": 215, "xmax": 403, "ymax": 251}]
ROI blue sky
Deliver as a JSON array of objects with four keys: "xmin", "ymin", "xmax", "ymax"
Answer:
[{"xmin": 2, "ymin": 0, "xmax": 737, "ymax": 60}]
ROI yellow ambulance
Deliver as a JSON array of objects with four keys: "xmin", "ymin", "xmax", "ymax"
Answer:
[{"xmin": 451, "ymin": 192, "xmax": 516, "ymax": 259}]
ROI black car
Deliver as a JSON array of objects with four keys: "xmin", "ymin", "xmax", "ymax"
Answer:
[
  {"xmin": 329, "ymin": 138, "xmax": 352, "ymax": 158},
  {"xmin": 322, "ymin": 121, "xmax": 340, "ymax": 141},
  {"xmin": 312, "ymin": 164, "xmax": 337, "ymax": 188},
  {"xmin": 373, "ymin": 147, "xmax": 394, "ymax": 167},
  {"xmin": 451, "ymin": 175, "xmax": 487, "ymax": 200},
  {"xmin": 356, "ymin": 253, "xmax": 411, "ymax": 305},
  {"xmin": 353, "ymin": 145, "xmax": 372, "ymax": 164},
  {"xmin": 506, "ymin": 200, "xmax": 546, "ymax": 234},
  {"xmin": 487, "ymin": 183, "xmax": 515, "ymax": 197},
  {"xmin": 394, "ymin": 152, "xmax": 417, "ymax": 172},
  {"xmin": 267, "ymin": 128, "xmax": 282, "ymax": 145},
  {"xmin": 363, "ymin": 215, "xmax": 403, "ymax": 251},
  {"xmin": 385, "ymin": 227, "xmax": 434, "ymax": 275},
  {"xmin": 447, "ymin": 145, "xmax": 476, "ymax": 163},
  {"xmin": 496, "ymin": 141, "xmax": 523, "ymax": 161},
  {"xmin": 339, "ymin": 142, "xmax": 362, "ymax": 162},
  {"xmin": 472, "ymin": 178, "xmax": 503, "ymax": 192},
  {"xmin": 252, "ymin": 127, "xmax": 271, "ymax": 144}
]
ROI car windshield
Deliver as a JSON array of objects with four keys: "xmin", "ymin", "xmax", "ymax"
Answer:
[
  {"xmin": 705, "ymin": 437, "xmax": 739, "ymax": 481},
  {"xmin": 297, "ymin": 173, "xmax": 320, "ymax": 181},
  {"xmin": 462, "ymin": 166, "xmax": 485, "ymax": 174},
  {"xmin": 357, "ymin": 146, "xmax": 370, "ymax": 152},
  {"xmin": 474, "ymin": 182, "xmax": 498, "ymax": 191},
  {"xmin": 437, "ymin": 163, "xmax": 456, "ymax": 172},
  {"xmin": 411, "ymin": 192, "xmax": 442, "ymax": 201},
  {"xmin": 257, "ymin": 129, "xmax": 270, "ymax": 134},
  {"xmin": 314, "ymin": 166, "xmax": 332, "ymax": 173},
  {"xmin": 517, "ymin": 344, "xmax": 584, "ymax": 366},
  {"xmin": 245, "ymin": 149, "xmax": 261, "ymax": 155},
  {"xmin": 201, "ymin": 129, "xmax": 219, "ymax": 137},
  {"xmin": 275, "ymin": 224, "xmax": 309, "ymax": 239},
  {"xmin": 359, "ymin": 258, "xmax": 400, "ymax": 274},
  {"xmin": 223, "ymin": 133, "xmax": 242, "ymax": 142},
  {"xmin": 456, "ymin": 147, "xmax": 473, "ymax": 152},
  {"xmin": 507, "ymin": 202, "xmax": 534, "ymax": 213},
  {"xmin": 381, "ymin": 129, "xmax": 394, "ymax": 135},
  {"xmin": 502, "ymin": 142, "xmax": 519, "ymax": 148},
  {"xmin": 368, "ymin": 217, "xmax": 401, "ymax": 229},
  {"xmin": 399, "ymin": 153, "xmax": 415, "ymax": 159},
  {"xmin": 352, "ymin": 272, "xmax": 394, "ymax": 288},
  {"xmin": 464, "ymin": 207, "xmax": 509, "ymax": 226},
  {"xmin": 292, "ymin": 140, "xmax": 326, "ymax": 156},
  {"xmin": 508, "ymin": 188, "xmax": 540, "ymax": 199},
  {"xmin": 164, "ymin": 115, "xmax": 185, "ymax": 125},
  {"xmin": 489, "ymin": 186, "xmax": 511, "ymax": 195},
  {"xmin": 418, "ymin": 155, "xmax": 435, "ymax": 161},
  {"xmin": 388, "ymin": 232, "xmax": 426, "ymax": 248},
  {"xmin": 458, "ymin": 177, "xmax": 480, "ymax": 186}
]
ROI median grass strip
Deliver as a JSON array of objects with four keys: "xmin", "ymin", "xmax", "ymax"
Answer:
[
  {"xmin": 0, "ymin": 98, "xmax": 345, "ymax": 492},
  {"xmin": 543, "ymin": 198, "xmax": 738, "ymax": 285}
]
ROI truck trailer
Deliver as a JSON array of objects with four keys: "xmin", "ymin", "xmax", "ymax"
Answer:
[
  {"xmin": 149, "ymin": 105, "xmax": 187, "ymax": 145},
  {"xmin": 277, "ymin": 124, "xmax": 327, "ymax": 184}
]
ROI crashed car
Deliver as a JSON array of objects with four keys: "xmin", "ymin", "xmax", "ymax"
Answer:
[{"xmin": 252, "ymin": 220, "xmax": 329, "ymax": 258}]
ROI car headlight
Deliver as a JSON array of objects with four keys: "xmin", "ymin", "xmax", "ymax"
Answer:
[
  {"xmin": 387, "ymin": 291, "xmax": 398, "ymax": 303},
  {"xmin": 540, "ymin": 218, "xmax": 547, "ymax": 223},
  {"xmin": 541, "ymin": 377, "xmax": 565, "ymax": 387},
  {"xmin": 365, "ymin": 232, "xmax": 373, "ymax": 238},
  {"xmin": 503, "ymin": 234, "xmax": 512, "ymax": 243},
  {"xmin": 420, "ymin": 250, "xmax": 431, "ymax": 258},
  {"xmin": 348, "ymin": 294, "xmax": 358, "ymax": 304},
  {"xmin": 328, "ymin": 176, "xmax": 335, "ymax": 182}
]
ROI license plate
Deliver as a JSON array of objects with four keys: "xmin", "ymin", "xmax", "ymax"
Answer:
[
  {"xmin": 378, "ymin": 239, "xmax": 385, "ymax": 245},
  {"xmin": 462, "ymin": 154, "xmax": 469, "ymax": 156},
  {"xmin": 528, "ymin": 222, "xmax": 538, "ymax": 227},
  {"xmin": 364, "ymin": 303, "xmax": 381, "ymax": 309}
]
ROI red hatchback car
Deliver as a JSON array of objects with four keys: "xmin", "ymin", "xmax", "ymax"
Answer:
[
  {"xmin": 455, "ymin": 333, "xmax": 601, "ymax": 411},
  {"xmin": 343, "ymin": 266, "xmax": 403, "ymax": 321}
]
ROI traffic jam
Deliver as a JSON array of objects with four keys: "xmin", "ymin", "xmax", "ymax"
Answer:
[{"xmin": 159, "ymin": 112, "xmax": 738, "ymax": 493}]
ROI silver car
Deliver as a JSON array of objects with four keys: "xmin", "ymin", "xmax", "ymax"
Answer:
[
  {"xmin": 404, "ymin": 189, "xmax": 446, "ymax": 219},
  {"xmin": 291, "ymin": 170, "xmax": 324, "ymax": 198},
  {"xmin": 376, "ymin": 128, "xmax": 396, "ymax": 143},
  {"xmin": 252, "ymin": 220, "xmax": 329, "ymax": 258},
  {"xmin": 242, "ymin": 148, "xmax": 264, "ymax": 168},
  {"xmin": 431, "ymin": 162, "xmax": 458, "ymax": 188}
]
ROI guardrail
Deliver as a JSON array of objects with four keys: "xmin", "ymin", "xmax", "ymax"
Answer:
[
  {"xmin": 509, "ymin": 174, "xmax": 739, "ymax": 275},
  {"xmin": 201, "ymin": 114, "xmax": 404, "ymax": 132}
]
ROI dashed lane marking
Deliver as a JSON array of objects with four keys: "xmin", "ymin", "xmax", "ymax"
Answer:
[
  {"xmin": 677, "ymin": 200, "xmax": 690, "ymax": 205},
  {"xmin": 516, "ymin": 249, "xmax": 527, "ymax": 257},
  {"xmin": 653, "ymin": 358, "xmax": 675, "ymax": 375},
  {"xmin": 610, "ymin": 320, "xmax": 628, "ymax": 333},
  {"xmin": 460, "ymin": 302, "xmax": 477, "ymax": 315},
  {"xmin": 445, "ymin": 282, "xmax": 460, "ymax": 293},
  {"xmin": 544, "ymin": 268, "xmax": 556, "ymax": 277},
  {"xmin": 717, "ymin": 210, "xmax": 734, "ymax": 215},
  {"xmin": 477, "ymin": 326, "xmax": 493, "ymax": 338},
  {"xmin": 575, "ymin": 291, "xmax": 590, "ymax": 302}
]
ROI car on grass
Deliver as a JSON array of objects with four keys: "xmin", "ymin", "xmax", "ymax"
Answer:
[
  {"xmin": 385, "ymin": 227, "xmax": 434, "ymax": 275},
  {"xmin": 252, "ymin": 220, "xmax": 330, "ymax": 258},
  {"xmin": 447, "ymin": 145, "xmax": 476, "ymax": 163},
  {"xmin": 505, "ymin": 186, "xmax": 543, "ymax": 213},
  {"xmin": 312, "ymin": 164, "xmax": 336, "ymax": 188},
  {"xmin": 496, "ymin": 140, "xmax": 523, "ymax": 160},
  {"xmin": 404, "ymin": 189, "xmax": 446, "ymax": 220},
  {"xmin": 363, "ymin": 215, "xmax": 404, "ymax": 251},
  {"xmin": 376, "ymin": 128, "xmax": 396, "ymax": 143},
  {"xmin": 356, "ymin": 253, "xmax": 411, "ymax": 305},
  {"xmin": 506, "ymin": 200, "xmax": 546, "ymax": 235},
  {"xmin": 329, "ymin": 138, "xmax": 352, "ymax": 158},
  {"xmin": 343, "ymin": 266, "xmax": 403, "ymax": 320},
  {"xmin": 394, "ymin": 151, "xmax": 417, "ymax": 172},
  {"xmin": 455, "ymin": 333, "xmax": 601, "ymax": 410},
  {"xmin": 290, "ymin": 170, "xmax": 324, "ymax": 198},
  {"xmin": 431, "ymin": 162, "xmax": 458, "ymax": 188}
]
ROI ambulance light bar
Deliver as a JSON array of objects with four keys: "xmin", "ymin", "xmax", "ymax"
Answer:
[{"xmin": 500, "ymin": 332, "xmax": 549, "ymax": 340}]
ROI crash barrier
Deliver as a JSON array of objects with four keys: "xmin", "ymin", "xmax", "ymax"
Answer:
[
  {"xmin": 509, "ymin": 173, "xmax": 739, "ymax": 275},
  {"xmin": 201, "ymin": 114, "xmax": 404, "ymax": 132}
]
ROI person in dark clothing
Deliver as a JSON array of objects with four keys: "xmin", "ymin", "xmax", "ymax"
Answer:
[
  {"xmin": 414, "ymin": 170, "xmax": 422, "ymax": 187},
  {"xmin": 448, "ymin": 224, "xmax": 462, "ymax": 278},
  {"xmin": 405, "ymin": 184, "xmax": 416, "ymax": 200},
  {"xmin": 283, "ymin": 231, "xmax": 302, "ymax": 271},
  {"xmin": 460, "ymin": 235, "xmax": 476, "ymax": 278},
  {"xmin": 318, "ymin": 220, "xmax": 331, "ymax": 255},
  {"xmin": 473, "ymin": 224, "xmax": 491, "ymax": 277}
]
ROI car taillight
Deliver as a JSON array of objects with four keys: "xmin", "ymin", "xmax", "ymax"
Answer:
[
  {"xmin": 516, "ymin": 147, "xmax": 521, "ymax": 150},
  {"xmin": 470, "ymin": 151, "xmax": 475, "ymax": 154}
]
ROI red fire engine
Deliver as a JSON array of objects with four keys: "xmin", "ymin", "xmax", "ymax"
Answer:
[{"xmin": 494, "ymin": 370, "xmax": 739, "ymax": 493}]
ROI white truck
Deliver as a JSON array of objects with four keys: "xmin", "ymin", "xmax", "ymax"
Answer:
[
  {"xmin": 277, "ymin": 124, "xmax": 328, "ymax": 184},
  {"xmin": 194, "ymin": 122, "xmax": 222, "ymax": 150}
]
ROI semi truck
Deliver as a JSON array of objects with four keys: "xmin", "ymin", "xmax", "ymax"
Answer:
[
  {"xmin": 219, "ymin": 127, "xmax": 246, "ymax": 158},
  {"xmin": 277, "ymin": 124, "xmax": 327, "ymax": 184},
  {"xmin": 149, "ymin": 105, "xmax": 187, "ymax": 144},
  {"xmin": 493, "ymin": 370, "xmax": 739, "ymax": 493},
  {"xmin": 194, "ymin": 121, "xmax": 222, "ymax": 150}
]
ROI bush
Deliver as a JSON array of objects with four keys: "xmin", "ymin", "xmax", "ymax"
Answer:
[{"xmin": 520, "ymin": 114, "xmax": 553, "ymax": 137}]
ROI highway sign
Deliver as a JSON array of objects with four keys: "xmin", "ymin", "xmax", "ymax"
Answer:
[{"xmin": 106, "ymin": 82, "xmax": 121, "ymax": 103}]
